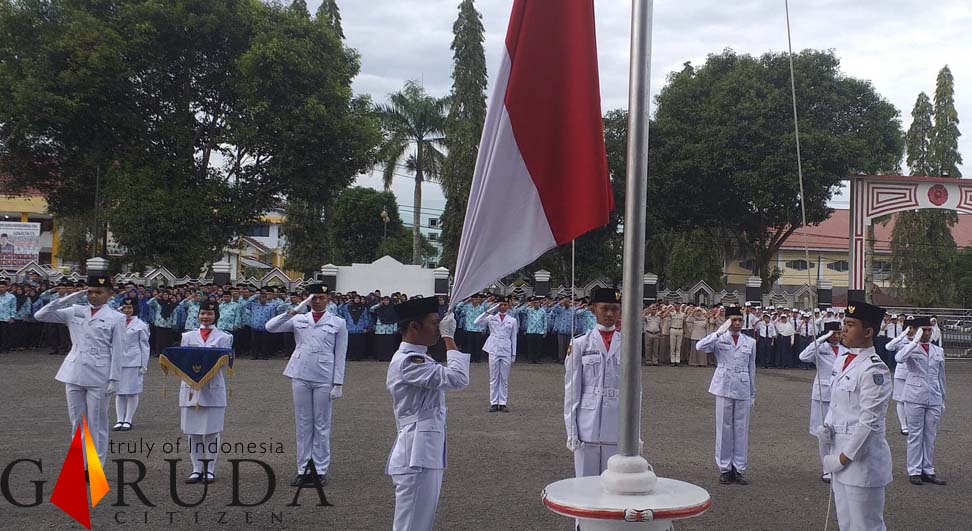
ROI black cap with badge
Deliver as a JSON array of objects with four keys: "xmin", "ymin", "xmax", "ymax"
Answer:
[
  {"xmin": 824, "ymin": 321, "xmax": 841, "ymax": 332},
  {"xmin": 306, "ymin": 283, "xmax": 328, "ymax": 295},
  {"xmin": 87, "ymin": 274, "xmax": 112, "ymax": 289},
  {"xmin": 725, "ymin": 306, "xmax": 743, "ymax": 317},
  {"xmin": 845, "ymin": 300, "xmax": 886, "ymax": 330},
  {"xmin": 911, "ymin": 316, "xmax": 932, "ymax": 327},
  {"xmin": 394, "ymin": 296, "xmax": 439, "ymax": 321},
  {"xmin": 591, "ymin": 287, "xmax": 621, "ymax": 304}
]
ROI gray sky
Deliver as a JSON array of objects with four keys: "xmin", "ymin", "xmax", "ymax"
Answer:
[{"xmin": 314, "ymin": 0, "xmax": 971, "ymax": 213}]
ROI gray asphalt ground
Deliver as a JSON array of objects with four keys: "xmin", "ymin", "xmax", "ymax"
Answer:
[{"xmin": 0, "ymin": 351, "xmax": 969, "ymax": 530}]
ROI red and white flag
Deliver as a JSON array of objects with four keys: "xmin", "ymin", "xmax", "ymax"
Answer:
[{"xmin": 451, "ymin": 0, "xmax": 613, "ymax": 305}]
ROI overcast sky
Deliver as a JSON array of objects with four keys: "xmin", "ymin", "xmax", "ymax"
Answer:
[{"xmin": 311, "ymin": 0, "xmax": 971, "ymax": 214}]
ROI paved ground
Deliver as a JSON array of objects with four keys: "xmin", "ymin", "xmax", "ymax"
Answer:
[{"xmin": 0, "ymin": 351, "xmax": 969, "ymax": 530}]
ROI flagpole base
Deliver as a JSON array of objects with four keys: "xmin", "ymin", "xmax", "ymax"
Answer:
[
  {"xmin": 601, "ymin": 454, "xmax": 657, "ymax": 494},
  {"xmin": 542, "ymin": 476, "xmax": 711, "ymax": 530}
]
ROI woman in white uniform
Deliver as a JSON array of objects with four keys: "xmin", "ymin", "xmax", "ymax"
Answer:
[
  {"xmin": 179, "ymin": 301, "xmax": 233, "ymax": 484},
  {"xmin": 797, "ymin": 320, "xmax": 845, "ymax": 482},
  {"xmin": 113, "ymin": 297, "xmax": 150, "ymax": 431},
  {"xmin": 885, "ymin": 317, "xmax": 915, "ymax": 435}
]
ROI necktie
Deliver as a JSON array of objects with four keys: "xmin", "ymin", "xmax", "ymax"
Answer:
[
  {"xmin": 313, "ymin": 312, "xmax": 324, "ymax": 323},
  {"xmin": 90, "ymin": 307, "xmax": 100, "ymax": 317},
  {"xmin": 921, "ymin": 344, "xmax": 929, "ymax": 355},
  {"xmin": 842, "ymin": 353, "xmax": 857, "ymax": 371},
  {"xmin": 732, "ymin": 334, "xmax": 739, "ymax": 346},
  {"xmin": 200, "ymin": 328, "xmax": 212, "ymax": 342},
  {"xmin": 599, "ymin": 329, "xmax": 613, "ymax": 350}
]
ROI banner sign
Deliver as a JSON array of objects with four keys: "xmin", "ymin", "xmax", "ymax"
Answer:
[{"xmin": 0, "ymin": 221, "xmax": 41, "ymax": 270}]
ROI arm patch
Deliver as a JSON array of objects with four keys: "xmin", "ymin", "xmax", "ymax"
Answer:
[{"xmin": 409, "ymin": 355, "xmax": 426, "ymax": 364}]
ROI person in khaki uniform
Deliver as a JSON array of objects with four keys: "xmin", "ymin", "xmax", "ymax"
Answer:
[
  {"xmin": 659, "ymin": 306, "xmax": 671, "ymax": 365},
  {"xmin": 642, "ymin": 304, "xmax": 661, "ymax": 366},
  {"xmin": 687, "ymin": 307, "xmax": 709, "ymax": 367},
  {"xmin": 668, "ymin": 305, "xmax": 686, "ymax": 367}
]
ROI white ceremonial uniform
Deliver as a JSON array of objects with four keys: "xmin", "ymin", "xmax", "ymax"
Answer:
[
  {"xmin": 386, "ymin": 342, "xmax": 470, "ymax": 531},
  {"xmin": 697, "ymin": 329, "xmax": 756, "ymax": 474},
  {"xmin": 118, "ymin": 317, "xmax": 151, "ymax": 394},
  {"xmin": 115, "ymin": 316, "xmax": 150, "ymax": 426},
  {"xmin": 179, "ymin": 327, "xmax": 233, "ymax": 477},
  {"xmin": 474, "ymin": 311, "xmax": 518, "ymax": 406},
  {"xmin": 564, "ymin": 327, "xmax": 622, "ymax": 477},
  {"xmin": 885, "ymin": 332, "xmax": 912, "ymax": 433},
  {"xmin": 894, "ymin": 340, "xmax": 946, "ymax": 478},
  {"xmin": 824, "ymin": 347, "xmax": 892, "ymax": 531},
  {"xmin": 266, "ymin": 310, "xmax": 348, "ymax": 476},
  {"xmin": 798, "ymin": 340, "xmax": 846, "ymax": 466},
  {"xmin": 35, "ymin": 302, "xmax": 125, "ymax": 467}
]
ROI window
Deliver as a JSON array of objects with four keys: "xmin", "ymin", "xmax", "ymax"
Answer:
[
  {"xmin": 428, "ymin": 232, "xmax": 439, "ymax": 242},
  {"xmin": 874, "ymin": 260, "xmax": 891, "ymax": 273},
  {"xmin": 245, "ymin": 224, "xmax": 270, "ymax": 238},
  {"xmin": 826, "ymin": 260, "xmax": 849, "ymax": 272},
  {"xmin": 428, "ymin": 217, "xmax": 440, "ymax": 228},
  {"xmin": 28, "ymin": 217, "xmax": 54, "ymax": 232},
  {"xmin": 785, "ymin": 259, "xmax": 813, "ymax": 271},
  {"xmin": 738, "ymin": 259, "xmax": 755, "ymax": 270}
]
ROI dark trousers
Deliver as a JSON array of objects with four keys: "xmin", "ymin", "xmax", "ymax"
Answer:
[
  {"xmin": 527, "ymin": 333, "xmax": 544, "ymax": 363},
  {"xmin": 0, "ymin": 321, "xmax": 8, "ymax": 351},
  {"xmin": 348, "ymin": 333, "xmax": 369, "ymax": 361},
  {"xmin": 773, "ymin": 336, "xmax": 793, "ymax": 367},
  {"xmin": 250, "ymin": 329, "xmax": 271, "ymax": 359},
  {"xmin": 756, "ymin": 337, "xmax": 773, "ymax": 367},
  {"xmin": 465, "ymin": 331, "xmax": 486, "ymax": 362},
  {"xmin": 556, "ymin": 333, "xmax": 572, "ymax": 362},
  {"xmin": 234, "ymin": 326, "xmax": 252, "ymax": 357},
  {"xmin": 375, "ymin": 333, "xmax": 398, "ymax": 362}
]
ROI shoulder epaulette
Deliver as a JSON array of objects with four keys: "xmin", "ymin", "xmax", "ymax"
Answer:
[{"xmin": 409, "ymin": 355, "xmax": 426, "ymax": 364}]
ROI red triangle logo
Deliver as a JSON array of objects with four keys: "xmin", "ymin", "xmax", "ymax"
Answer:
[{"xmin": 50, "ymin": 424, "xmax": 91, "ymax": 529}]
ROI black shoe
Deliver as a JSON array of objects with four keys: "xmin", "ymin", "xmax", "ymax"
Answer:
[
  {"xmin": 289, "ymin": 474, "xmax": 306, "ymax": 487},
  {"xmin": 734, "ymin": 472, "xmax": 749, "ymax": 485},
  {"xmin": 120, "ymin": 422, "xmax": 132, "ymax": 431},
  {"xmin": 488, "ymin": 405, "xmax": 499, "ymax": 412},
  {"xmin": 821, "ymin": 473, "xmax": 832, "ymax": 484},
  {"xmin": 185, "ymin": 472, "xmax": 202, "ymax": 484},
  {"xmin": 719, "ymin": 472, "xmax": 733, "ymax": 484},
  {"xmin": 304, "ymin": 474, "xmax": 327, "ymax": 487},
  {"xmin": 922, "ymin": 473, "xmax": 946, "ymax": 485},
  {"xmin": 499, "ymin": 405, "xmax": 509, "ymax": 412},
  {"xmin": 900, "ymin": 429, "xmax": 909, "ymax": 435},
  {"xmin": 112, "ymin": 422, "xmax": 125, "ymax": 431},
  {"xmin": 909, "ymin": 475, "xmax": 923, "ymax": 485},
  {"xmin": 203, "ymin": 472, "xmax": 215, "ymax": 484}
]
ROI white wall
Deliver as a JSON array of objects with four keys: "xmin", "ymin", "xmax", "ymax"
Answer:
[{"xmin": 336, "ymin": 255, "xmax": 435, "ymax": 296}]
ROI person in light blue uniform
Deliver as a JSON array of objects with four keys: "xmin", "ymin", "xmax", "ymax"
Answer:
[
  {"xmin": 371, "ymin": 296, "xmax": 399, "ymax": 361},
  {"xmin": 0, "ymin": 280, "xmax": 17, "ymax": 352},
  {"xmin": 457, "ymin": 294, "xmax": 487, "ymax": 362},
  {"xmin": 514, "ymin": 297, "xmax": 549, "ymax": 364},
  {"xmin": 341, "ymin": 295, "xmax": 373, "ymax": 360},
  {"xmin": 246, "ymin": 288, "xmax": 284, "ymax": 360}
]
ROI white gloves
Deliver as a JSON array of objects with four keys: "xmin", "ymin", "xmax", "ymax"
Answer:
[
  {"xmin": 814, "ymin": 331, "xmax": 833, "ymax": 344},
  {"xmin": 61, "ymin": 290, "xmax": 87, "ymax": 305},
  {"xmin": 822, "ymin": 454, "xmax": 845, "ymax": 474},
  {"xmin": 138, "ymin": 366, "xmax": 148, "ymax": 375},
  {"xmin": 438, "ymin": 313, "xmax": 457, "ymax": 339},
  {"xmin": 106, "ymin": 380, "xmax": 118, "ymax": 395},
  {"xmin": 816, "ymin": 424, "xmax": 833, "ymax": 458},
  {"xmin": 716, "ymin": 319, "xmax": 732, "ymax": 335},
  {"xmin": 487, "ymin": 303, "xmax": 501, "ymax": 314},
  {"xmin": 566, "ymin": 437, "xmax": 582, "ymax": 451},
  {"xmin": 330, "ymin": 385, "xmax": 343, "ymax": 400},
  {"xmin": 294, "ymin": 294, "xmax": 315, "ymax": 313}
]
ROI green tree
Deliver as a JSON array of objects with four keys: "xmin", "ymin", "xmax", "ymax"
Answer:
[
  {"xmin": 316, "ymin": 0, "xmax": 343, "ymax": 39},
  {"xmin": 652, "ymin": 50, "xmax": 903, "ymax": 290},
  {"xmin": 954, "ymin": 248, "xmax": 972, "ymax": 308},
  {"xmin": 326, "ymin": 186, "xmax": 434, "ymax": 265},
  {"xmin": 663, "ymin": 229, "xmax": 726, "ymax": 290},
  {"xmin": 0, "ymin": 0, "xmax": 378, "ymax": 275},
  {"xmin": 376, "ymin": 80, "xmax": 447, "ymax": 265},
  {"xmin": 929, "ymin": 65, "xmax": 962, "ymax": 177},
  {"xmin": 281, "ymin": 198, "xmax": 329, "ymax": 276},
  {"xmin": 439, "ymin": 0, "xmax": 487, "ymax": 271},
  {"xmin": 891, "ymin": 67, "xmax": 962, "ymax": 305}
]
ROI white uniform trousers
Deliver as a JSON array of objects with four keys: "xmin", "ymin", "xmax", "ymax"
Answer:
[
  {"xmin": 488, "ymin": 355, "xmax": 511, "ymax": 406},
  {"xmin": 832, "ymin": 480, "xmax": 885, "ymax": 531},
  {"xmin": 291, "ymin": 378, "xmax": 333, "ymax": 475},
  {"xmin": 714, "ymin": 395, "xmax": 750, "ymax": 473},
  {"xmin": 809, "ymin": 399, "xmax": 831, "ymax": 465},
  {"xmin": 670, "ymin": 328, "xmax": 684, "ymax": 363},
  {"xmin": 892, "ymin": 379, "xmax": 907, "ymax": 432},
  {"xmin": 573, "ymin": 443, "xmax": 617, "ymax": 478},
  {"xmin": 392, "ymin": 468, "xmax": 443, "ymax": 531},
  {"xmin": 904, "ymin": 402, "xmax": 942, "ymax": 476},
  {"xmin": 65, "ymin": 384, "xmax": 110, "ymax": 467}
]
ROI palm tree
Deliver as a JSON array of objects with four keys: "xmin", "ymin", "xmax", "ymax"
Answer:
[{"xmin": 376, "ymin": 80, "xmax": 447, "ymax": 265}]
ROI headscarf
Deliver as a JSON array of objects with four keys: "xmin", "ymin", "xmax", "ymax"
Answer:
[
  {"xmin": 376, "ymin": 297, "xmax": 398, "ymax": 325},
  {"xmin": 158, "ymin": 293, "xmax": 178, "ymax": 319},
  {"xmin": 347, "ymin": 297, "xmax": 366, "ymax": 323}
]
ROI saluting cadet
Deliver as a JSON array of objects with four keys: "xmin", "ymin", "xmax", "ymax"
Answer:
[
  {"xmin": 179, "ymin": 301, "xmax": 234, "ymax": 484},
  {"xmin": 885, "ymin": 320, "xmax": 915, "ymax": 435},
  {"xmin": 266, "ymin": 284, "xmax": 348, "ymax": 487},
  {"xmin": 177, "ymin": 291, "xmax": 203, "ymax": 331},
  {"xmin": 516, "ymin": 297, "xmax": 548, "ymax": 364},
  {"xmin": 798, "ymin": 321, "xmax": 845, "ymax": 482},
  {"xmin": 371, "ymin": 296, "xmax": 399, "ymax": 361},
  {"xmin": 817, "ymin": 301, "xmax": 892, "ymax": 531},
  {"xmin": 755, "ymin": 314, "xmax": 776, "ymax": 368},
  {"xmin": 385, "ymin": 298, "xmax": 469, "ymax": 531},
  {"xmin": 113, "ymin": 297, "xmax": 150, "ymax": 432},
  {"xmin": 458, "ymin": 293, "xmax": 487, "ymax": 362},
  {"xmin": 697, "ymin": 306, "xmax": 756, "ymax": 485},
  {"xmin": 741, "ymin": 303, "xmax": 758, "ymax": 338},
  {"xmin": 894, "ymin": 316, "xmax": 947, "ymax": 486},
  {"xmin": 774, "ymin": 313, "xmax": 795, "ymax": 368},
  {"xmin": 216, "ymin": 291, "xmax": 241, "ymax": 335},
  {"xmin": 564, "ymin": 287, "xmax": 623, "ymax": 480},
  {"xmin": 34, "ymin": 274, "xmax": 125, "ymax": 473},
  {"xmin": 474, "ymin": 297, "xmax": 518, "ymax": 412}
]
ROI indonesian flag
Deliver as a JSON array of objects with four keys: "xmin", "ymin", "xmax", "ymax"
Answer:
[{"xmin": 451, "ymin": 0, "xmax": 613, "ymax": 305}]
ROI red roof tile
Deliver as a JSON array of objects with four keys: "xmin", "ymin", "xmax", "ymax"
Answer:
[{"xmin": 782, "ymin": 209, "xmax": 972, "ymax": 251}]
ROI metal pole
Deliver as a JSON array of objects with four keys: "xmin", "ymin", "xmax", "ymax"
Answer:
[{"xmin": 617, "ymin": 0, "xmax": 654, "ymax": 457}]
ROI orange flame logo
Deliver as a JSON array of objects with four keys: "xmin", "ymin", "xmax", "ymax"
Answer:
[{"xmin": 50, "ymin": 415, "xmax": 109, "ymax": 529}]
